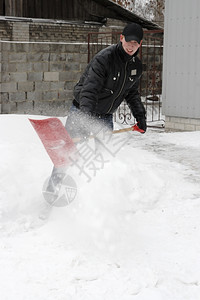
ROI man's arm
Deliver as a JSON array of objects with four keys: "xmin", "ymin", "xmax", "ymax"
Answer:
[{"xmin": 125, "ymin": 78, "xmax": 147, "ymax": 132}]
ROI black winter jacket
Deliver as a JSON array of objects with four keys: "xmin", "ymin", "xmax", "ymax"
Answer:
[{"xmin": 73, "ymin": 42, "xmax": 146, "ymax": 119}]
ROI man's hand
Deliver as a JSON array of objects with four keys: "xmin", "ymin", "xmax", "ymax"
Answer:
[
  {"xmin": 135, "ymin": 114, "xmax": 147, "ymax": 133},
  {"xmin": 137, "ymin": 118, "xmax": 147, "ymax": 132}
]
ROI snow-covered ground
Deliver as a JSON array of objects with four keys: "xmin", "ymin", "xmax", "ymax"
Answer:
[{"xmin": 0, "ymin": 114, "xmax": 200, "ymax": 300}]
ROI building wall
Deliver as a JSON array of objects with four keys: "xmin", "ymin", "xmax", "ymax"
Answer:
[
  {"xmin": 0, "ymin": 19, "xmax": 101, "ymax": 116},
  {"xmin": 0, "ymin": 19, "xmax": 101, "ymax": 42},
  {"xmin": 0, "ymin": 19, "xmax": 124, "ymax": 116},
  {"xmin": 0, "ymin": 18, "xmax": 163, "ymax": 118},
  {"xmin": 0, "ymin": 20, "xmax": 13, "ymax": 40},
  {"xmin": 0, "ymin": 41, "xmax": 88, "ymax": 116},
  {"xmin": 29, "ymin": 23, "xmax": 98, "ymax": 43},
  {"xmin": 162, "ymin": 0, "xmax": 200, "ymax": 131}
]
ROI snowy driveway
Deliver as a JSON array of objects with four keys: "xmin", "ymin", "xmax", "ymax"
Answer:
[{"xmin": 0, "ymin": 115, "xmax": 200, "ymax": 300}]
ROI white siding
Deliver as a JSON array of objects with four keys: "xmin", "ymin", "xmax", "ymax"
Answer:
[{"xmin": 162, "ymin": 0, "xmax": 200, "ymax": 119}]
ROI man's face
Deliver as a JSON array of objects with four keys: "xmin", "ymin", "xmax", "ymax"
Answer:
[{"xmin": 120, "ymin": 35, "xmax": 142, "ymax": 56}]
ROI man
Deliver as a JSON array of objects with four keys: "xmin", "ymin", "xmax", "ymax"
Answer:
[
  {"xmin": 46, "ymin": 23, "xmax": 146, "ymax": 195},
  {"xmin": 65, "ymin": 22, "xmax": 146, "ymax": 138}
]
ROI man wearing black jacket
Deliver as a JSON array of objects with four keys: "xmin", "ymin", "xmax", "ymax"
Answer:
[
  {"xmin": 46, "ymin": 23, "xmax": 147, "ymax": 195},
  {"xmin": 66, "ymin": 22, "xmax": 147, "ymax": 138}
]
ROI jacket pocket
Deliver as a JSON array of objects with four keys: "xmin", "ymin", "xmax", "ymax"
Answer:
[{"xmin": 99, "ymin": 88, "xmax": 114, "ymax": 99}]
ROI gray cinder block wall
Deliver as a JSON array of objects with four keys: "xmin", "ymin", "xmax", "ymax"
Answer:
[
  {"xmin": 0, "ymin": 41, "xmax": 88, "ymax": 116},
  {"xmin": 0, "ymin": 19, "xmax": 102, "ymax": 116},
  {"xmin": 0, "ymin": 19, "xmax": 125, "ymax": 116}
]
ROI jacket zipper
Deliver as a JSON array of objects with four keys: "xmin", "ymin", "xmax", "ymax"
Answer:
[{"xmin": 107, "ymin": 61, "xmax": 127, "ymax": 114}]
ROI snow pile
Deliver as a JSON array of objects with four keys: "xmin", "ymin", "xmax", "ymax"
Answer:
[{"xmin": 0, "ymin": 114, "xmax": 200, "ymax": 300}]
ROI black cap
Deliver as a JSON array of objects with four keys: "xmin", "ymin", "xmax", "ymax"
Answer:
[{"xmin": 122, "ymin": 23, "xmax": 143, "ymax": 43}]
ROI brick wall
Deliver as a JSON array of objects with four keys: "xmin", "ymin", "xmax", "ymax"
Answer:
[
  {"xmin": 0, "ymin": 20, "xmax": 13, "ymax": 40},
  {"xmin": 165, "ymin": 116, "xmax": 200, "ymax": 132},
  {"xmin": 0, "ymin": 19, "xmax": 105, "ymax": 116},
  {"xmin": 0, "ymin": 19, "xmax": 101, "ymax": 43},
  {"xmin": 0, "ymin": 19, "xmax": 124, "ymax": 116},
  {"xmin": 29, "ymin": 23, "xmax": 99, "ymax": 43},
  {"xmin": 0, "ymin": 41, "xmax": 88, "ymax": 116}
]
